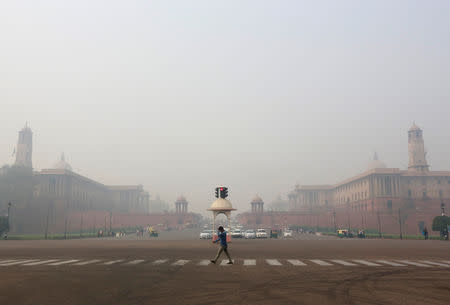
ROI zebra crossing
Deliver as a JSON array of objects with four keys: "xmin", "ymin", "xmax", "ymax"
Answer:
[{"xmin": 0, "ymin": 258, "xmax": 448, "ymax": 268}]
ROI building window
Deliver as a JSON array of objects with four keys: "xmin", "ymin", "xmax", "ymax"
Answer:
[
  {"xmin": 408, "ymin": 190, "xmax": 412, "ymax": 198},
  {"xmin": 439, "ymin": 190, "xmax": 443, "ymax": 199},
  {"xmin": 438, "ymin": 180, "xmax": 441, "ymax": 184},
  {"xmin": 422, "ymin": 191, "xmax": 427, "ymax": 199}
]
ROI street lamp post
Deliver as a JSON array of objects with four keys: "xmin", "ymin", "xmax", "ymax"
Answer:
[
  {"xmin": 7, "ymin": 202, "xmax": 11, "ymax": 227},
  {"xmin": 45, "ymin": 201, "xmax": 52, "ymax": 240},
  {"xmin": 332, "ymin": 210, "xmax": 337, "ymax": 232},
  {"xmin": 109, "ymin": 209, "xmax": 112, "ymax": 234},
  {"xmin": 377, "ymin": 210, "xmax": 382, "ymax": 238},
  {"xmin": 6, "ymin": 202, "xmax": 11, "ymax": 239}
]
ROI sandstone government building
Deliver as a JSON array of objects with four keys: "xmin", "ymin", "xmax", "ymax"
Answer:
[
  {"xmin": 238, "ymin": 123, "xmax": 450, "ymax": 235},
  {"xmin": 0, "ymin": 125, "xmax": 200, "ymax": 234},
  {"xmin": 2, "ymin": 123, "xmax": 448, "ymax": 235}
]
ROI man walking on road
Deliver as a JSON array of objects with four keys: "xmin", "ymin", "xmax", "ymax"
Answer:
[{"xmin": 211, "ymin": 226, "xmax": 233, "ymax": 264}]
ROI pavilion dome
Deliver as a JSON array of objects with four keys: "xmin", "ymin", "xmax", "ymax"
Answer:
[
  {"xmin": 208, "ymin": 198, "xmax": 236, "ymax": 211},
  {"xmin": 251, "ymin": 195, "xmax": 264, "ymax": 204},
  {"xmin": 367, "ymin": 152, "xmax": 386, "ymax": 170},
  {"xmin": 175, "ymin": 195, "xmax": 187, "ymax": 203},
  {"xmin": 53, "ymin": 153, "xmax": 72, "ymax": 171}
]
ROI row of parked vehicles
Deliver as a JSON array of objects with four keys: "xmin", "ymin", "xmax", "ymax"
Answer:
[{"xmin": 199, "ymin": 228, "xmax": 293, "ymax": 239}]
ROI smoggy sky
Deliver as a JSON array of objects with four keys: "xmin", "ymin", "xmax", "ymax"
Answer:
[{"xmin": 1, "ymin": 1, "xmax": 450, "ymax": 214}]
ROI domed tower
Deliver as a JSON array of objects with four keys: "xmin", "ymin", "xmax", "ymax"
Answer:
[
  {"xmin": 408, "ymin": 123, "xmax": 429, "ymax": 172},
  {"xmin": 175, "ymin": 196, "xmax": 188, "ymax": 213},
  {"xmin": 251, "ymin": 195, "xmax": 264, "ymax": 213},
  {"xmin": 15, "ymin": 123, "xmax": 33, "ymax": 168},
  {"xmin": 367, "ymin": 152, "xmax": 387, "ymax": 171},
  {"xmin": 53, "ymin": 153, "xmax": 73, "ymax": 171}
]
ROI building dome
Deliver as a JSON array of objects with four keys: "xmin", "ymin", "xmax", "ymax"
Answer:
[
  {"xmin": 208, "ymin": 198, "xmax": 236, "ymax": 211},
  {"xmin": 251, "ymin": 195, "xmax": 264, "ymax": 204},
  {"xmin": 409, "ymin": 122, "xmax": 421, "ymax": 132},
  {"xmin": 367, "ymin": 152, "xmax": 386, "ymax": 170},
  {"xmin": 53, "ymin": 153, "xmax": 72, "ymax": 171},
  {"xmin": 175, "ymin": 195, "xmax": 187, "ymax": 203}
]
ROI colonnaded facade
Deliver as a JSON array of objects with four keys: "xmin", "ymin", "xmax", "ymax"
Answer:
[
  {"xmin": 0, "ymin": 125, "xmax": 200, "ymax": 233},
  {"xmin": 238, "ymin": 124, "xmax": 450, "ymax": 235}
]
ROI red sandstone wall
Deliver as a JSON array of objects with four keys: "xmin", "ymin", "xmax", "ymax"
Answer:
[{"xmin": 237, "ymin": 199, "xmax": 444, "ymax": 236}]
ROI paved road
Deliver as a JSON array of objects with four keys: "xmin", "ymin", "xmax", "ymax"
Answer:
[{"xmin": 0, "ymin": 238, "xmax": 449, "ymax": 305}]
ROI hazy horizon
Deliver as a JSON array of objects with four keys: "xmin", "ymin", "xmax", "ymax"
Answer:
[{"xmin": 1, "ymin": 1, "xmax": 450, "ymax": 214}]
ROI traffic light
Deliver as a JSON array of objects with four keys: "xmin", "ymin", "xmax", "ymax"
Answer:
[
  {"xmin": 220, "ymin": 187, "xmax": 228, "ymax": 199},
  {"xmin": 214, "ymin": 186, "xmax": 229, "ymax": 199}
]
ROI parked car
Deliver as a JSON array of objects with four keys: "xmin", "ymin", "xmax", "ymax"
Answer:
[
  {"xmin": 256, "ymin": 229, "xmax": 268, "ymax": 238},
  {"xmin": 200, "ymin": 230, "xmax": 213, "ymax": 239},
  {"xmin": 283, "ymin": 230, "xmax": 293, "ymax": 238},
  {"xmin": 231, "ymin": 229, "xmax": 243, "ymax": 238},
  {"xmin": 244, "ymin": 229, "xmax": 256, "ymax": 239}
]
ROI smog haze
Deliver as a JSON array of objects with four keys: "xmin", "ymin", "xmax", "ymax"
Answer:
[{"xmin": 1, "ymin": 0, "xmax": 450, "ymax": 213}]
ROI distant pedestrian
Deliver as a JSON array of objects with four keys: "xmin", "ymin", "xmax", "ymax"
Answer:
[
  {"xmin": 210, "ymin": 226, "xmax": 233, "ymax": 264},
  {"xmin": 423, "ymin": 227, "xmax": 429, "ymax": 240}
]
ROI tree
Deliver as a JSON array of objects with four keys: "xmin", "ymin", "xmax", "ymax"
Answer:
[
  {"xmin": 431, "ymin": 216, "xmax": 450, "ymax": 232},
  {"xmin": 0, "ymin": 216, "xmax": 8, "ymax": 235}
]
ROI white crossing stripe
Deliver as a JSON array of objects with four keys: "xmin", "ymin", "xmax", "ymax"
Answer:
[
  {"xmin": 266, "ymin": 259, "xmax": 282, "ymax": 266},
  {"xmin": 152, "ymin": 259, "xmax": 168, "ymax": 265},
  {"xmin": 396, "ymin": 260, "xmax": 431, "ymax": 267},
  {"xmin": 103, "ymin": 260, "xmax": 125, "ymax": 265},
  {"xmin": 352, "ymin": 260, "xmax": 381, "ymax": 266},
  {"xmin": 220, "ymin": 260, "xmax": 234, "ymax": 265},
  {"xmin": 0, "ymin": 260, "xmax": 20, "ymax": 265},
  {"xmin": 22, "ymin": 259, "xmax": 60, "ymax": 266},
  {"xmin": 48, "ymin": 259, "xmax": 80, "ymax": 266},
  {"xmin": 172, "ymin": 260, "xmax": 190, "ymax": 266},
  {"xmin": 441, "ymin": 261, "xmax": 450, "ymax": 265},
  {"xmin": 124, "ymin": 260, "xmax": 145, "ymax": 265},
  {"xmin": 287, "ymin": 259, "xmax": 306, "ymax": 266},
  {"xmin": 198, "ymin": 260, "xmax": 211, "ymax": 266},
  {"xmin": 310, "ymin": 259, "xmax": 333, "ymax": 266},
  {"xmin": 243, "ymin": 259, "xmax": 256, "ymax": 266},
  {"xmin": 375, "ymin": 260, "xmax": 407, "ymax": 267},
  {"xmin": 419, "ymin": 260, "xmax": 450, "ymax": 267},
  {"xmin": 0, "ymin": 260, "xmax": 38, "ymax": 266},
  {"xmin": 330, "ymin": 260, "xmax": 357, "ymax": 266},
  {"xmin": 73, "ymin": 260, "xmax": 102, "ymax": 266}
]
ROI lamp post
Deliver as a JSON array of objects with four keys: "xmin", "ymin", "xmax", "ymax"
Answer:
[
  {"xmin": 6, "ymin": 202, "xmax": 11, "ymax": 239},
  {"xmin": 109, "ymin": 209, "xmax": 112, "ymax": 234},
  {"xmin": 333, "ymin": 210, "xmax": 337, "ymax": 232},
  {"xmin": 7, "ymin": 202, "xmax": 11, "ymax": 229},
  {"xmin": 377, "ymin": 210, "xmax": 382, "ymax": 238}
]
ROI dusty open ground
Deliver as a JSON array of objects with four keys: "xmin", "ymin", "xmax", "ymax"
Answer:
[{"xmin": 0, "ymin": 235, "xmax": 449, "ymax": 305}]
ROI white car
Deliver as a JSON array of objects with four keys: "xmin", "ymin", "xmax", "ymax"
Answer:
[
  {"xmin": 231, "ymin": 229, "xmax": 243, "ymax": 238},
  {"xmin": 283, "ymin": 230, "xmax": 293, "ymax": 238},
  {"xmin": 200, "ymin": 230, "xmax": 213, "ymax": 239},
  {"xmin": 256, "ymin": 229, "xmax": 268, "ymax": 238},
  {"xmin": 244, "ymin": 230, "xmax": 256, "ymax": 239}
]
